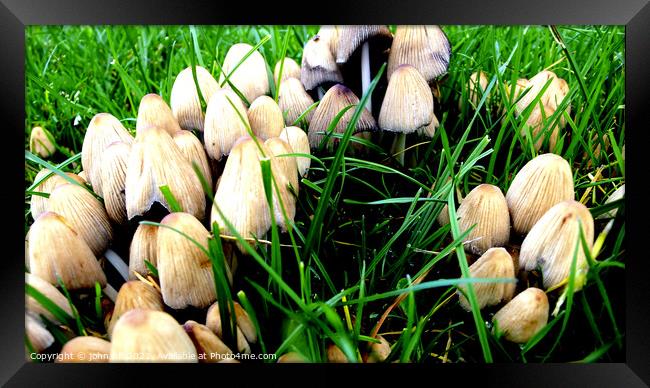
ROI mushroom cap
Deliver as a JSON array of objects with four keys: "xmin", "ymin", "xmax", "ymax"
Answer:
[
  {"xmin": 279, "ymin": 126, "xmax": 311, "ymax": 177},
  {"xmin": 515, "ymin": 70, "xmax": 569, "ymax": 116},
  {"xmin": 274, "ymin": 57, "xmax": 301, "ymax": 85},
  {"xmin": 26, "ymin": 314, "xmax": 54, "ymax": 353},
  {"xmin": 58, "ymin": 336, "xmax": 112, "ymax": 363},
  {"xmin": 99, "ymin": 141, "xmax": 131, "ymax": 225},
  {"xmin": 204, "ymin": 89, "xmax": 250, "ymax": 161},
  {"xmin": 25, "ymin": 273, "xmax": 74, "ymax": 324},
  {"xmin": 183, "ymin": 320, "xmax": 233, "ymax": 362},
  {"xmin": 218, "ymin": 43, "xmax": 270, "ymax": 103},
  {"xmin": 29, "ymin": 126, "xmax": 56, "ymax": 159},
  {"xmin": 248, "ymin": 95, "xmax": 285, "ymax": 140},
  {"xmin": 378, "ymin": 65, "xmax": 433, "ymax": 134},
  {"xmin": 206, "ymin": 301, "xmax": 256, "ymax": 354},
  {"xmin": 264, "ymin": 137, "xmax": 299, "ymax": 231},
  {"xmin": 136, "ymin": 93, "xmax": 182, "ymax": 137},
  {"xmin": 335, "ymin": 25, "xmax": 393, "ymax": 64},
  {"xmin": 107, "ymin": 280, "xmax": 164, "ymax": 337},
  {"xmin": 129, "ymin": 223, "xmax": 158, "ymax": 279},
  {"xmin": 457, "ymin": 247, "xmax": 516, "ymax": 310},
  {"xmin": 30, "ymin": 169, "xmax": 86, "ymax": 221},
  {"xmin": 277, "ymin": 77, "xmax": 315, "ymax": 126},
  {"xmin": 307, "ymin": 83, "xmax": 377, "ymax": 150},
  {"xmin": 387, "ymin": 25, "xmax": 451, "ymax": 82},
  {"xmin": 523, "ymin": 104, "xmax": 561, "ymax": 151},
  {"xmin": 172, "ymin": 129, "xmax": 213, "ymax": 189},
  {"xmin": 301, "ymin": 34, "xmax": 343, "ymax": 91},
  {"xmin": 170, "ymin": 66, "xmax": 220, "ymax": 132},
  {"xmin": 492, "ymin": 287, "xmax": 549, "ymax": 344}
]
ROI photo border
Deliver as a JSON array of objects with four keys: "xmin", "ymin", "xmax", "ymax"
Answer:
[{"xmin": 3, "ymin": 0, "xmax": 648, "ymax": 385}]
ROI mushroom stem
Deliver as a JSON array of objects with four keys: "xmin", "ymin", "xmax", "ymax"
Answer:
[
  {"xmin": 317, "ymin": 86, "xmax": 326, "ymax": 100},
  {"xmin": 390, "ymin": 132, "xmax": 407, "ymax": 166},
  {"xmin": 103, "ymin": 284, "xmax": 118, "ymax": 302},
  {"xmin": 105, "ymin": 248, "xmax": 129, "ymax": 281},
  {"xmin": 360, "ymin": 41, "xmax": 371, "ymax": 113}
]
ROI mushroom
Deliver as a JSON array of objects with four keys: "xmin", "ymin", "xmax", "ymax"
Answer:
[
  {"xmin": 279, "ymin": 126, "xmax": 311, "ymax": 177},
  {"xmin": 597, "ymin": 184, "xmax": 625, "ymax": 219},
  {"xmin": 172, "ymin": 129, "xmax": 213, "ymax": 189},
  {"xmin": 107, "ymin": 280, "xmax": 163, "ymax": 337},
  {"xmin": 264, "ymin": 137, "xmax": 299, "ymax": 231},
  {"xmin": 99, "ymin": 141, "xmax": 131, "ymax": 225},
  {"xmin": 183, "ymin": 320, "xmax": 233, "ymax": 363},
  {"xmin": 203, "ymin": 89, "xmax": 250, "ymax": 161},
  {"xmin": 248, "ymin": 95, "xmax": 285, "ymax": 140},
  {"xmin": 25, "ymin": 273, "xmax": 74, "ymax": 325},
  {"xmin": 457, "ymin": 247, "xmax": 516, "ymax": 310},
  {"xmin": 110, "ymin": 309, "xmax": 198, "ymax": 362},
  {"xmin": 81, "ymin": 113, "xmax": 134, "ymax": 197},
  {"xmin": 170, "ymin": 65, "xmax": 220, "ymax": 131},
  {"xmin": 456, "ymin": 184, "xmax": 510, "ymax": 255},
  {"xmin": 128, "ymin": 223, "xmax": 158, "ymax": 279},
  {"xmin": 277, "ymin": 77, "xmax": 315, "ymax": 126},
  {"xmin": 301, "ymin": 33, "xmax": 343, "ymax": 99},
  {"xmin": 492, "ymin": 287, "xmax": 549, "ymax": 344},
  {"xmin": 26, "ymin": 314, "xmax": 54, "ymax": 354},
  {"xmin": 135, "ymin": 93, "xmax": 182, "ymax": 136},
  {"xmin": 206, "ymin": 301, "xmax": 257, "ymax": 354},
  {"xmin": 157, "ymin": 212, "xmax": 225, "ymax": 309},
  {"xmin": 274, "ymin": 57, "xmax": 301, "ymax": 85},
  {"xmin": 57, "ymin": 336, "xmax": 111, "ymax": 363},
  {"xmin": 307, "ymin": 84, "xmax": 376, "ymax": 152},
  {"xmin": 124, "ymin": 125, "xmax": 206, "ymax": 221},
  {"xmin": 378, "ymin": 64, "xmax": 433, "ymax": 165},
  {"xmin": 30, "ymin": 168, "xmax": 86, "ymax": 221},
  {"xmin": 29, "ymin": 126, "xmax": 56, "ymax": 159},
  {"xmin": 387, "ymin": 25, "xmax": 451, "ymax": 83},
  {"xmin": 219, "ymin": 43, "xmax": 270, "ymax": 103}
]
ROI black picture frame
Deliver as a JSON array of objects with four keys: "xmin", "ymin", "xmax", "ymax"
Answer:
[{"xmin": 3, "ymin": 0, "xmax": 649, "ymax": 385}]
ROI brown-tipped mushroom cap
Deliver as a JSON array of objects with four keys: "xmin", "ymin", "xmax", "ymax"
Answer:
[
  {"xmin": 47, "ymin": 183, "xmax": 113, "ymax": 256},
  {"xmin": 387, "ymin": 25, "xmax": 451, "ymax": 82},
  {"xmin": 219, "ymin": 43, "xmax": 270, "ymax": 103},
  {"xmin": 28, "ymin": 212, "xmax": 107, "ymax": 289},
  {"xmin": 99, "ymin": 141, "xmax": 131, "ymax": 225},
  {"xmin": 110, "ymin": 309, "xmax": 197, "ymax": 362},
  {"xmin": 157, "ymin": 212, "xmax": 221, "ymax": 309},
  {"xmin": 265, "ymin": 137, "xmax": 299, "ymax": 231},
  {"xmin": 456, "ymin": 184, "xmax": 510, "ymax": 255},
  {"xmin": 81, "ymin": 113, "xmax": 134, "ymax": 196},
  {"xmin": 505, "ymin": 153, "xmax": 574, "ymax": 234},
  {"xmin": 278, "ymin": 77, "xmax": 315, "ymax": 126},
  {"xmin": 378, "ymin": 64, "xmax": 433, "ymax": 134},
  {"xmin": 129, "ymin": 224, "xmax": 158, "ymax": 279},
  {"xmin": 519, "ymin": 200, "xmax": 594, "ymax": 289},
  {"xmin": 301, "ymin": 34, "xmax": 343, "ymax": 91},
  {"xmin": 135, "ymin": 93, "xmax": 182, "ymax": 137},
  {"xmin": 248, "ymin": 96, "xmax": 285, "ymax": 140},
  {"xmin": 124, "ymin": 125, "xmax": 205, "ymax": 220},
  {"xmin": 172, "ymin": 130, "xmax": 213, "ymax": 189},
  {"xmin": 274, "ymin": 57, "xmax": 301, "ymax": 85},
  {"xmin": 204, "ymin": 89, "xmax": 250, "ymax": 161},
  {"xmin": 170, "ymin": 66, "xmax": 220, "ymax": 132},
  {"xmin": 457, "ymin": 247, "xmax": 516, "ymax": 310},
  {"xmin": 30, "ymin": 169, "xmax": 86, "ymax": 221},
  {"xmin": 492, "ymin": 287, "xmax": 549, "ymax": 344},
  {"xmin": 58, "ymin": 336, "xmax": 111, "ymax": 363},
  {"xmin": 29, "ymin": 126, "xmax": 56, "ymax": 159},
  {"xmin": 107, "ymin": 280, "xmax": 164, "ymax": 337},
  {"xmin": 307, "ymin": 84, "xmax": 377, "ymax": 149},
  {"xmin": 335, "ymin": 25, "xmax": 393, "ymax": 64},
  {"xmin": 211, "ymin": 137, "xmax": 272, "ymax": 253},
  {"xmin": 279, "ymin": 126, "xmax": 311, "ymax": 177},
  {"xmin": 184, "ymin": 320, "xmax": 233, "ymax": 362}
]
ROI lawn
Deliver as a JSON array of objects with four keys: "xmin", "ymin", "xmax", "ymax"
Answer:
[{"xmin": 24, "ymin": 25, "xmax": 625, "ymax": 363}]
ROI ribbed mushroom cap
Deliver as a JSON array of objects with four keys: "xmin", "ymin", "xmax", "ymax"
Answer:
[
  {"xmin": 387, "ymin": 25, "xmax": 451, "ymax": 82},
  {"xmin": 378, "ymin": 65, "xmax": 433, "ymax": 134},
  {"xmin": 519, "ymin": 200, "xmax": 594, "ymax": 289},
  {"xmin": 183, "ymin": 320, "xmax": 233, "ymax": 363},
  {"xmin": 279, "ymin": 126, "xmax": 311, "ymax": 177},
  {"xmin": 108, "ymin": 280, "xmax": 163, "ymax": 337},
  {"xmin": 81, "ymin": 113, "xmax": 134, "ymax": 196},
  {"xmin": 204, "ymin": 89, "xmax": 250, "ymax": 161},
  {"xmin": 206, "ymin": 300, "xmax": 257, "ymax": 352},
  {"xmin": 172, "ymin": 130, "xmax": 213, "ymax": 188},
  {"xmin": 28, "ymin": 212, "xmax": 107, "ymax": 289},
  {"xmin": 301, "ymin": 34, "xmax": 343, "ymax": 91},
  {"xmin": 248, "ymin": 95, "xmax": 285, "ymax": 140},
  {"xmin": 48, "ymin": 183, "xmax": 113, "ymax": 256},
  {"xmin": 505, "ymin": 153, "xmax": 574, "ymax": 234},
  {"xmin": 219, "ymin": 43, "xmax": 270, "ymax": 103},
  {"xmin": 129, "ymin": 224, "xmax": 158, "ymax": 279},
  {"xmin": 58, "ymin": 336, "xmax": 111, "ymax": 363},
  {"xmin": 170, "ymin": 66, "xmax": 220, "ymax": 132},
  {"xmin": 157, "ymin": 212, "xmax": 219, "ymax": 309},
  {"xmin": 515, "ymin": 70, "xmax": 570, "ymax": 117},
  {"xmin": 278, "ymin": 77, "xmax": 315, "ymax": 126},
  {"xmin": 99, "ymin": 141, "xmax": 131, "ymax": 225},
  {"xmin": 457, "ymin": 247, "xmax": 516, "ymax": 310},
  {"xmin": 417, "ymin": 111, "xmax": 439, "ymax": 138},
  {"xmin": 25, "ymin": 273, "xmax": 74, "ymax": 325},
  {"xmin": 265, "ymin": 137, "xmax": 299, "ymax": 231},
  {"xmin": 504, "ymin": 78, "xmax": 530, "ymax": 102},
  {"xmin": 274, "ymin": 57, "xmax": 301, "ymax": 85},
  {"xmin": 492, "ymin": 287, "xmax": 549, "ymax": 344},
  {"xmin": 30, "ymin": 169, "xmax": 86, "ymax": 221},
  {"xmin": 366, "ymin": 335, "xmax": 391, "ymax": 363},
  {"xmin": 211, "ymin": 137, "xmax": 272, "ymax": 253},
  {"xmin": 317, "ymin": 25, "xmax": 340, "ymax": 58},
  {"xmin": 26, "ymin": 314, "xmax": 54, "ymax": 353},
  {"xmin": 135, "ymin": 93, "xmax": 182, "ymax": 137},
  {"xmin": 29, "ymin": 126, "xmax": 56, "ymax": 159},
  {"xmin": 110, "ymin": 309, "xmax": 197, "ymax": 362},
  {"xmin": 124, "ymin": 125, "xmax": 205, "ymax": 220},
  {"xmin": 335, "ymin": 25, "xmax": 393, "ymax": 64},
  {"xmin": 307, "ymin": 84, "xmax": 377, "ymax": 149},
  {"xmin": 457, "ymin": 184, "xmax": 510, "ymax": 255},
  {"xmin": 523, "ymin": 104, "xmax": 560, "ymax": 151}
]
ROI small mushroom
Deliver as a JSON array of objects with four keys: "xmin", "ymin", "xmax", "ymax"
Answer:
[
  {"xmin": 170, "ymin": 66, "xmax": 220, "ymax": 131},
  {"xmin": 203, "ymin": 89, "xmax": 250, "ymax": 161},
  {"xmin": 219, "ymin": 43, "xmax": 270, "ymax": 103},
  {"xmin": 25, "ymin": 273, "xmax": 74, "ymax": 325},
  {"xmin": 30, "ymin": 169, "xmax": 86, "ymax": 221},
  {"xmin": 107, "ymin": 280, "xmax": 163, "ymax": 337},
  {"xmin": 57, "ymin": 336, "xmax": 111, "ymax": 363},
  {"xmin": 128, "ymin": 223, "xmax": 158, "ymax": 279},
  {"xmin": 456, "ymin": 184, "xmax": 510, "ymax": 255},
  {"xmin": 274, "ymin": 57, "xmax": 301, "ymax": 85},
  {"xmin": 387, "ymin": 25, "xmax": 451, "ymax": 83},
  {"xmin": 206, "ymin": 301, "xmax": 257, "ymax": 354},
  {"xmin": 248, "ymin": 95, "xmax": 285, "ymax": 140},
  {"xmin": 492, "ymin": 287, "xmax": 549, "ymax": 344},
  {"xmin": 183, "ymin": 320, "xmax": 233, "ymax": 363},
  {"xmin": 279, "ymin": 126, "xmax": 311, "ymax": 177},
  {"xmin": 301, "ymin": 33, "xmax": 343, "ymax": 98},
  {"xmin": 26, "ymin": 314, "xmax": 54, "ymax": 354},
  {"xmin": 457, "ymin": 247, "xmax": 516, "ymax": 310},
  {"xmin": 278, "ymin": 77, "xmax": 316, "ymax": 126},
  {"xmin": 172, "ymin": 130, "xmax": 213, "ymax": 189},
  {"xmin": 99, "ymin": 141, "xmax": 131, "ymax": 225},
  {"xmin": 135, "ymin": 93, "xmax": 182, "ymax": 136},
  {"xmin": 265, "ymin": 137, "xmax": 299, "ymax": 231},
  {"xmin": 29, "ymin": 126, "xmax": 56, "ymax": 159}
]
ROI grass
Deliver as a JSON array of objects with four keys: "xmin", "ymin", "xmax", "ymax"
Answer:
[{"xmin": 24, "ymin": 25, "xmax": 625, "ymax": 363}]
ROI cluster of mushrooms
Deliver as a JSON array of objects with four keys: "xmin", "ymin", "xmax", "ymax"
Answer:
[{"xmin": 25, "ymin": 25, "xmax": 623, "ymax": 362}]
